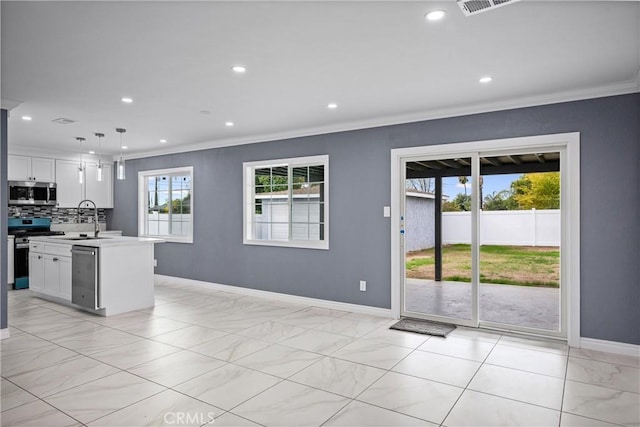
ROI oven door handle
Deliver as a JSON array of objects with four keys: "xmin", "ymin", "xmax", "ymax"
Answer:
[{"xmin": 15, "ymin": 243, "xmax": 30, "ymax": 249}]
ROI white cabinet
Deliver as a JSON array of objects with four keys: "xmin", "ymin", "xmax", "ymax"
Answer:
[
  {"xmin": 58, "ymin": 256, "xmax": 72, "ymax": 300},
  {"xmin": 85, "ymin": 163, "xmax": 113, "ymax": 208},
  {"xmin": 44, "ymin": 255, "xmax": 71, "ymax": 299},
  {"xmin": 55, "ymin": 160, "xmax": 84, "ymax": 207},
  {"xmin": 8, "ymin": 155, "xmax": 55, "ymax": 181},
  {"xmin": 29, "ymin": 252, "xmax": 45, "ymax": 293},
  {"xmin": 56, "ymin": 160, "xmax": 113, "ymax": 208},
  {"xmin": 29, "ymin": 242, "xmax": 72, "ymax": 300}
]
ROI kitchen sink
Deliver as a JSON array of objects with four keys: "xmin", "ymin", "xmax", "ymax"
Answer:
[{"xmin": 60, "ymin": 236, "xmax": 112, "ymax": 240}]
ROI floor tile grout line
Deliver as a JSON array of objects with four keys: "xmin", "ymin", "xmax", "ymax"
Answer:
[
  {"xmin": 7, "ymin": 284, "xmax": 638, "ymax": 427},
  {"xmin": 437, "ymin": 334, "xmax": 501, "ymax": 426},
  {"xmin": 1, "ymin": 375, "xmax": 89, "ymax": 426}
]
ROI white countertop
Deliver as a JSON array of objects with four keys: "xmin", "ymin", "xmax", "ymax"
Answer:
[{"xmin": 29, "ymin": 235, "xmax": 164, "ymax": 247}]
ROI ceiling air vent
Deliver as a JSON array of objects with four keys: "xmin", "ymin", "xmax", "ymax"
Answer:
[
  {"xmin": 456, "ymin": 0, "xmax": 520, "ymax": 16},
  {"xmin": 52, "ymin": 117, "xmax": 76, "ymax": 125}
]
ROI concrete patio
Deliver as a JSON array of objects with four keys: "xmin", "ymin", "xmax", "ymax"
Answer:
[{"xmin": 405, "ymin": 278, "xmax": 560, "ymax": 331}]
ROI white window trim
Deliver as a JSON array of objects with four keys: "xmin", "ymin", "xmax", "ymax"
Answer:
[
  {"xmin": 243, "ymin": 155, "xmax": 329, "ymax": 250},
  {"xmin": 390, "ymin": 132, "xmax": 580, "ymax": 346},
  {"xmin": 138, "ymin": 166, "xmax": 194, "ymax": 244}
]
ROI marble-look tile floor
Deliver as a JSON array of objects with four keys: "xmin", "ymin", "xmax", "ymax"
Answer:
[{"xmin": 1, "ymin": 278, "xmax": 638, "ymax": 427}]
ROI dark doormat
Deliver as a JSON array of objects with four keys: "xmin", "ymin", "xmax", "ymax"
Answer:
[{"xmin": 390, "ymin": 317, "xmax": 456, "ymax": 337}]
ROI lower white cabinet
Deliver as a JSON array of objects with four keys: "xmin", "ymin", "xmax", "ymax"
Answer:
[
  {"xmin": 29, "ymin": 252, "xmax": 45, "ymax": 293},
  {"xmin": 29, "ymin": 243, "xmax": 72, "ymax": 300},
  {"xmin": 44, "ymin": 255, "xmax": 71, "ymax": 299}
]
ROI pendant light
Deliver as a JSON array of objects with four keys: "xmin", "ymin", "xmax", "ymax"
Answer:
[
  {"xmin": 94, "ymin": 132, "xmax": 105, "ymax": 182},
  {"xmin": 76, "ymin": 137, "xmax": 86, "ymax": 184},
  {"xmin": 115, "ymin": 128, "xmax": 126, "ymax": 180}
]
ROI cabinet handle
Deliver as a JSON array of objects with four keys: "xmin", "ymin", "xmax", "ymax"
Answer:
[
  {"xmin": 37, "ymin": 255, "xmax": 42, "ymax": 259},
  {"xmin": 53, "ymin": 257, "xmax": 59, "ymax": 262}
]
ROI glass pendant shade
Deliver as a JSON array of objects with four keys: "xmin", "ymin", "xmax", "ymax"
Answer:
[
  {"xmin": 117, "ymin": 156, "xmax": 126, "ymax": 180},
  {"xmin": 94, "ymin": 133, "xmax": 105, "ymax": 182},
  {"xmin": 96, "ymin": 161, "xmax": 104, "ymax": 182},
  {"xmin": 76, "ymin": 136, "xmax": 86, "ymax": 184},
  {"xmin": 115, "ymin": 128, "xmax": 126, "ymax": 180}
]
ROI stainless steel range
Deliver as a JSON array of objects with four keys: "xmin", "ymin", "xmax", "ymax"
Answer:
[{"xmin": 8, "ymin": 217, "xmax": 65, "ymax": 289}]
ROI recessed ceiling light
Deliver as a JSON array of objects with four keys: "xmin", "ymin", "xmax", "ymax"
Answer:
[
  {"xmin": 479, "ymin": 76, "xmax": 493, "ymax": 84},
  {"xmin": 327, "ymin": 103, "xmax": 338, "ymax": 109},
  {"xmin": 225, "ymin": 121, "xmax": 234, "ymax": 127},
  {"xmin": 160, "ymin": 139, "xmax": 167, "ymax": 144},
  {"xmin": 89, "ymin": 150, "xmax": 95, "ymax": 154},
  {"xmin": 121, "ymin": 146, "xmax": 128, "ymax": 150},
  {"xmin": 425, "ymin": 10, "xmax": 446, "ymax": 21},
  {"xmin": 21, "ymin": 116, "xmax": 32, "ymax": 121},
  {"xmin": 232, "ymin": 65, "xmax": 246, "ymax": 73},
  {"xmin": 121, "ymin": 97, "xmax": 133, "ymax": 103}
]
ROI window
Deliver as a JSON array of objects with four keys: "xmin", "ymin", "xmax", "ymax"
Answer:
[
  {"xmin": 244, "ymin": 155, "xmax": 328, "ymax": 249},
  {"xmin": 138, "ymin": 166, "xmax": 193, "ymax": 243}
]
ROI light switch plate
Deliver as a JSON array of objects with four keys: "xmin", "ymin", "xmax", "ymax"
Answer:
[{"xmin": 383, "ymin": 206, "xmax": 391, "ymax": 217}]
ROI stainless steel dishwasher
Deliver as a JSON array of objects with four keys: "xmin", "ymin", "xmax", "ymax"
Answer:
[{"xmin": 71, "ymin": 245, "xmax": 101, "ymax": 310}]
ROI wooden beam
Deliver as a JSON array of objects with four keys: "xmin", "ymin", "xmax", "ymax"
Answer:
[
  {"xmin": 415, "ymin": 161, "xmax": 441, "ymax": 170},
  {"xmin": 482, "ymin": 157, "xmax": 500, "ymax": 166},
  {"xmin": 507, "ymin": 155, "xmax": 521, "ymax": 165},
  {"xmin": 436, "ymin": 159, "xmax": 457, "ymax": 168}
]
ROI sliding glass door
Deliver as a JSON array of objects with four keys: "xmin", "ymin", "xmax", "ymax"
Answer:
[{"xmin": 401, "ymin": 147, "xmax": 564, "ymax": 337}]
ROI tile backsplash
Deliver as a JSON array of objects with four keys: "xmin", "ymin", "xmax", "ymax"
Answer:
[{"xmin": 8, "ymin": 205, "xmax": 108, "ymax": 224}]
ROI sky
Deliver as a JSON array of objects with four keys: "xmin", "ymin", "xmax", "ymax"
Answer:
[{"xmin": 441, "ymin": 173, "xmax": 521, "ymax": 199}]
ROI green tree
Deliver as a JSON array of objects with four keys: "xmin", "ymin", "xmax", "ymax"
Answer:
[
  {"xmin": 458, "ymin": 176, "xmax": 469, "ymax": 196},
  {"xmin": 483, "ymin": 190, "xmax": 517, "ymax": 210},
  {"xmin": 511, "ymin": 172, "xmax": 560, "ymax": 209},
  {"xmin": 443, "ymin": 193, "xmax": 471, "ymax": 212}
]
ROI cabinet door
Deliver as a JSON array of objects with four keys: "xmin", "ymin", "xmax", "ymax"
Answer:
[
  {"xmin": 29, "ymin": 252, "xmax": 45, "ymax": 292},
  {"xmin": 58, "ymin": 257, "xmax": 72, "ymax": 300},
  {"xmin": 8, "ymin": 155, "xmax": 31, "ymax": 180},
  {"xmin": 31, "ymin": 157, "xmax": 55, "ymax": 182},
  {"xmin": 55, "ymin": 160, "xmax": 84, "ymax": 207},
  {"xmin": 44, "ymin": 255, "xmax": 61, "ymax": 295},
  {"xmin": 85, "ymin": 162, "xmax": 113, "ymax": 208}
]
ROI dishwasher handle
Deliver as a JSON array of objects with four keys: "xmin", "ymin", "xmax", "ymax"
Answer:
[{"xmin": 71, "ymin": 249, "xmax": 96, "ymax": 256}]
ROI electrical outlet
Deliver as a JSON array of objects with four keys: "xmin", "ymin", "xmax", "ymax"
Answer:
[
  {"xmin": 154, "ymin": 259, "xmax": 158, "ymax": 267},
  {"xmin": 359, "ymin": 280, "xmax": 366, "ymax": 291}
]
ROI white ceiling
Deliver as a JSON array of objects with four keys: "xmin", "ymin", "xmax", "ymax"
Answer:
[{"xmin": 2, "ymin": 1, "xmax": 639, "ymax": 159}]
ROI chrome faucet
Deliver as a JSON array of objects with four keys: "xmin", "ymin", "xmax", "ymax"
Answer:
[{"xmin": 77, "ymin": 199, "xmax": 100, "ymax": 237}]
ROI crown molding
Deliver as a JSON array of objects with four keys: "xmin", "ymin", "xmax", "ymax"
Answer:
[{"xmin": 122, "ymin": 79, "xmax": 640, "ymax": 160}]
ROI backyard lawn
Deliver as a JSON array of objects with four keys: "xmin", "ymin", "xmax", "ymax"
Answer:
[{"xmin": 405, "ymin": 244, "xmax": 559, "ymax": 287}]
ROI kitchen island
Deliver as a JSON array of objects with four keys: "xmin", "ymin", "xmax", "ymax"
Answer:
[{"xmin": 28, "ymin": 235, "xmax": 163, "ymax": 316}]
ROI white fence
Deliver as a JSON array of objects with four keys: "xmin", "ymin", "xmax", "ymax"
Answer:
[
  {"xmin": 146, "ymin": 212, "xmax": 191, "ymax": 236},
  {"xmin": 442, "ymin": 209, "xmax": 560, "ymax": 246}
]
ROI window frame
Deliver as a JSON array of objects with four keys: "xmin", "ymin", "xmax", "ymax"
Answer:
[
  {"xmin": 138, "ymin": 166, "xmax": 194, "ymax": 243},
  {"xmin": 243, "ymin": 155, "xmax": 329, "ymax": 250}
]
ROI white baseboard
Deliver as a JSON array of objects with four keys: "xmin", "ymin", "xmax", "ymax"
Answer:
[
  {"xmin": 0, "ymin": 328, "xmax": 10, "ymax": 340},
  {"xmin": 156, "ymin": 275, "xmax": 394, "ymax": 319},
  {"xmin": 580, "ymin": 337, "xmax": 640, "ymax": 357}
]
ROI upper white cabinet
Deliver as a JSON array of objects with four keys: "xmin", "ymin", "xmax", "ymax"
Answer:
[
  {"xmin": 8, "ymin": 155, "xmax": 55, "ymax": 181},
  {"xmin": 85, "ymin": 162, "xmax": 113, "ymax": 208},
  {"xmin": 55, "ymin": 159, "xmax": 113, "ymax": 208}
]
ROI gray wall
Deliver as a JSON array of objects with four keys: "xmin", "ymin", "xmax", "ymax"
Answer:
[
  {"xmin": 112, "ymin": 93, "xmax": 640, "ymax": 345},
  {"xmin": 1, "ymin": 109, "xmax": 8, "ymax": 330}
]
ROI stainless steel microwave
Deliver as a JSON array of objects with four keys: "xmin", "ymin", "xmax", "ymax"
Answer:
[{"xmin": 8, "ymin": 181, "xmax": 57, "ymax": 206}]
